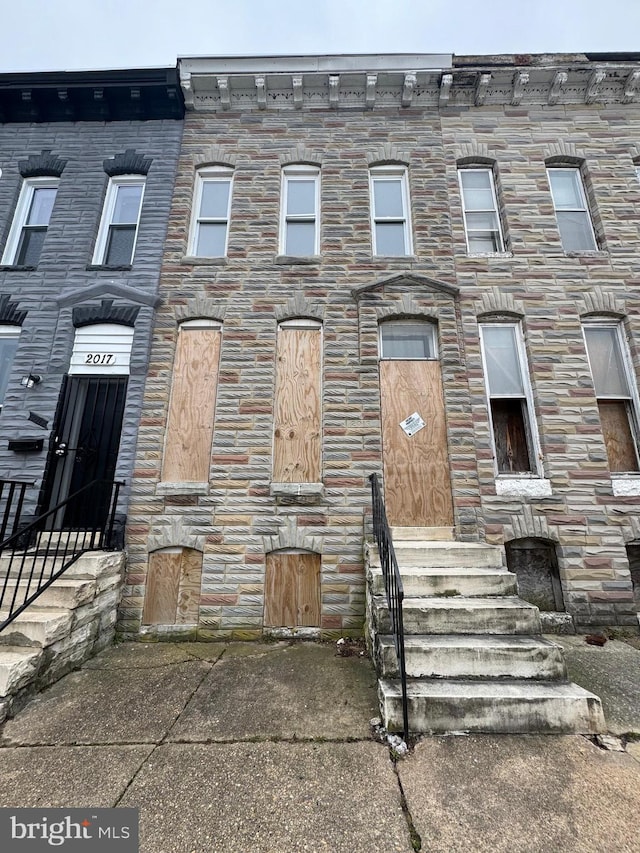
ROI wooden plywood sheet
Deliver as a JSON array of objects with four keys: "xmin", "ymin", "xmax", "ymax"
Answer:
[
  {"xmin": 273, "ymin": 328, "xmax": 321, "ymax": 483},
  {"xmin": 599, "ymin": 400, "xmax": 640, "ymax": 472},
  {"xmin": 142, "ymin": 550, "xmax": 181, "ymax": 625},
  {"xmin": 380, "ymin": 360, "xmax": 453, "ymax": 527},
  {"xmin": 176, "ymin": 548, "xmax": 203, "ymax": 624},
  {"xmin": 264, "ymin": 552, "xmax": 321, "ymax": 628},
  {"xmin": 162, "ymin": 328, "xmax": 221, "ymax": 483}
]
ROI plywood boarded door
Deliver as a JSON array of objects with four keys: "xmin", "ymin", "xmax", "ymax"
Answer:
[
  {"xmin": 264, "ymin": 552, "xmax": 321, "ymax": 628},
  {"xmin": 142, "ymin": 547, "xmax": 203, "ymax": 625},
  {"xmin": 380, "ymin": 359, "xmax": 453, "ymax": 527}
]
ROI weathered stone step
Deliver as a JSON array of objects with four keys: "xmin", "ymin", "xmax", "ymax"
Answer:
[
  {"xmin": 390, "ymin": 527, "xmax": 454, "ymax": 541},
  {"xmin": 368, "ymin": 565, "xmax": 517, "ymax": 597},
  {"xmin": 377, "ymin": 635, "xmax": 566, "ymax": 680},
  {"xmin": 379, "ymin": 678, "xmax": 605, "ymax": 734},
  {"xmin": 1, "ymin": 577, "xmax": 97, "ymax": 610},
  {"xmin": 0, "ymin": 551, "xmax": 123, "ymax": 582},
  {"xmin": 0, "ymin": 645, "xmax": 42, "ymax": 696},
  {"xmin": 372, "ymin": 596, "xmax": 541, "ymax": 635},
  {"xmin": 370, "ymin": 541, "xmax": 504, "ymax": 569},
  {"xmin": 0, "ymin": 607, "xmax": 73, "ymax": 647}
]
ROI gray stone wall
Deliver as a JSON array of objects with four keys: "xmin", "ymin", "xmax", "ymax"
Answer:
[{"xmin": 0, "ymin": 119, "xmax": 183, "ymax": 516}]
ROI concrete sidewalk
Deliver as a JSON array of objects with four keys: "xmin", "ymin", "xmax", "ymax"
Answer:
[{"xmin": 0, "ymin": 639, "xmax": 639, "ymax": 853}]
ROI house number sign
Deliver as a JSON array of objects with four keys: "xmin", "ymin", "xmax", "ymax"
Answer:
[
  {"xmin": 399, "ymin": 411, "xmax": 426, "ymax": 437},
  {"xmin": 84, "ymin": 353, "xmax": 116, "ymax": 365}
]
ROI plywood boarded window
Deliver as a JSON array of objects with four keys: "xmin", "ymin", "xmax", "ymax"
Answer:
[
  {"xmin": 161, "ymin": 320, "xmax": 221, "ymax": 483},
  {"xmin": 264, "ymin": 551, "xmax": 321, "ymax": 628},
  {"xmin": 273, "ymin": 320, "xmax": 321, "ymax": 483},
  {"xmin": 142, "ymin": 547, "xmax": 203, "ymax": 625},
  {"xmin": 479, "ymin": 323, "xmax": 539, "ymax": 474},
  {"xmin": 584, "ymin": 324, "xmax": 640, "ymax": 472}
]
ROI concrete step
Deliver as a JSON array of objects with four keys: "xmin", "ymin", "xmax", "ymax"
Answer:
[
  {"xmin": 372, "ymin": 596, "xmax": 541, "ymax": 636},
  {"xmin": 1, "ymin": 577, "xmax": 96, "ymax": 610},
  {"xmin": 0, "ymin": 645, "xmax": 43, "ymax": 696},
  {"xmin": 379, "ymin": 678, "xmax": 605, "ymax": 734},
  {"xmin": 378, "ymin": 635, "xmax": 566, "ymax": 680},
  {"xmin": 370, "ymin": 541, "xmax": 504, "ymax": 570},
  {"xmin": 368, "ymin": 565, "xmax": 517, "ymax": 597},
  {"xmin": 0, "ymin": 607, "xmax": 73, "ymax": 647},
  {"xmin": 390, "ymin": 526, "xmax": 454, "ymax": 541}
]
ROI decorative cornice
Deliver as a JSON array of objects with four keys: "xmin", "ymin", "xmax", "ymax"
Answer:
[
  {"xmin": 19, "ymin": 149, "xmax": 67, "ymax": 178},
  {"xmin": 0, "ymin": 294, "xmax": 27, "ymax": 326},
  {"xmin": 476, "ymin": 288, "xmax": 525, "ymax": 319},
  {"xmin": 375, "ymin": 294, "xmax": 438, "ymax": 322},
  {"xmin": 274, "ymin": 291, "xmax": 325, "ymax": 323},
  {"xmin": 148, "ymin": 516, "xmax": 204, "ymax": 553},
  {"xmin": 439, "ymin": 73, "xmax": 452, "ymax": 106},
  {"xmin": 579, "ymin": 288, "xmax": 626, "ymax": 318},
  {"xmin": 511, "ymin": 70, "xmax": 529, "ymax": 105},
  {"xmin": 352, "ymin": 273, "xmax": 459, "ymax": 300},
  {"xmin": 475, "ymin": 72, "xmax": 491, "ymax": 106},
  {"xmin": 367, "ymin": 143, "xmax": 410, "ymax": 167},
  {"xmin": 193, "ymin": 145, "xmax": 236, "ymax": 168},
  {"xmin": 262, "ymin": 516, "xmax": 323, "ymax": 555},
  {"xmin": 73, "ymin": 299, "xmax": 140, "ymax": 328},
  {"xmin": 104, "ymin": 148, "xmax": 152, "ymax": 177},
  {"xmin": 174, "ymin": 296, "xmax": 227, "ymax": 323},
  {"xmin": 280, "ymin": 144, "xmax": 323, "ymax": 167},
  {"xmin": 55, "ymin": 281, "xmax": 161, "ymax": 308},
  {"xmin": 548, "ymin": 71, "xmax": 568, "ymax": 105}
]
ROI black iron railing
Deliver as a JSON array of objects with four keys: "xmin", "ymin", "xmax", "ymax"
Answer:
[
  {"xmin": 369, "ymin": 473, "xmax": 408, "ymax": 741},
  {"xmin": 0, "ymin": 478, "xmax": 123, "ymax": 633},
  {"xmin": 0, "ymin": 478, "xmax": 32, "ymax": 543}
]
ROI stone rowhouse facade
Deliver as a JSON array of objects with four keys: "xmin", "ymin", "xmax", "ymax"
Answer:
[
  {"xmin": 122, "ymin": 52, "xmax": 640, "ymax": 639},
  {"xmin": 0, "ymin": 69, "xmax": 183, "ymax": 523}
]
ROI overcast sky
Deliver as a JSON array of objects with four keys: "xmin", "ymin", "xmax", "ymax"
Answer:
[{"xmin": 4, "ymin": 0, "xmax": 640, "ymax": 74}]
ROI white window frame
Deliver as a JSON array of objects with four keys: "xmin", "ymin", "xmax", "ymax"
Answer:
[
  {"xmin": 0, "ymin": 325, "xmax": 20, "ymax": 412},
  {"xmin": 479, "ymin": 322, "xmax": 542, "ymax": 477},
  {"xmin": 92, "ymin": 175, "xmax": 145, "ymax": 266},
  {"xmin": 1, "ymin": 177, "xmax": 59, "ymax": 266},
  {"xmin": 279, "ymin": 165, "xmax": 320, "ymax": 257},
  {"xmin": 369, "ymin": 166, "xmax": 413, "ymax": 257},
  {"xmin": 583, "ymin": 321, "xmax": 640, "ymax": 472},
  {"xmin": 187, "ymin": 167, "xmax": 233, "ymax": 258},
  {"xmin": 547, "ymin": 167, "xmax": 598, "ymax": 252},
  {"xmin": 458, "ymin": 167, "xmax": 505, "ymax": 254}
]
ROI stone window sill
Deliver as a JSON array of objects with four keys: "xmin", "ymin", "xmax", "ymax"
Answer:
[
  {"xmin": 371, "ymin": 255, "xmax": 417, "ymax": 263},
  {"xmin": 495, "ymin": 477, "xmax": 552, "ymax": 498},
  {"xmin": 0, "ymin": 265, "xmax": 36, "ymax": 272},
  {"xmin": 611, "ymin": 476, "xmax": 640, "ymax": 497},
  {"xmin": 86, "ymin": 264, "xmax": 132, "ymax": 271},
  {"xmin": 560, "ymin": 251, "xmax": 608, "ymax": 260},
  {"xmin": 271, "ymin": 482, "xmax": 324, "ymax": 504},
  {"xmin": 465, "ymin": 251, "xmax": 514, "ymax": 259},
  {"xmin": 274, "ymin": 255, "xmax": 321, "ymax": 265},
  {"xmin": 181, "ymin": 255, "xmax": 228, "ymax": 266},
  {"xmin": 156, "ymin": 481, "xmax": 210, "ymax": 496}
]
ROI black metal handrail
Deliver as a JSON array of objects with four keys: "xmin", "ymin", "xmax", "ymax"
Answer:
[
  {"xmin": 0, "ymin": 478, "xmax": 123, "ymax": 633},
  {"xmin": 369, "ymin": 473, "xmax": 409, "ymax": 741},
  {"xmin": 0, "ymin": 478, "xmax": 32, "ymax": 543}
]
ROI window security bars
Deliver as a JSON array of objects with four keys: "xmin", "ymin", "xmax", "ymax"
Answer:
[{"xmin": 369, "ymin": 472, "xmax": 408, "ymax": 741}]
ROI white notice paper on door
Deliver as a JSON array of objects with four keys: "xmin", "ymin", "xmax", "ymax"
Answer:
[{"xmin": 399, "ymin": 412, "xmax": 425, "ymax": 437}]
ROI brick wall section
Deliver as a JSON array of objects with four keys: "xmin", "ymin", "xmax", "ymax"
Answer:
[
  {"xmin": 0, "ymin": 119, "xmax": 183, "ymax": 516},
  {"xmin": 123, "ymin": 98, "xmax": 640, "ymax": 636}
]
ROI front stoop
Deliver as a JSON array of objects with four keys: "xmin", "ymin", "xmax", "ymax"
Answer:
[
  {"xmin": 0, "ymin": 551, "xmax": 124, "ymax": 723},
  {"xmin": 365, "ymin": 534, "xmax": 605, "ymax": 735}
]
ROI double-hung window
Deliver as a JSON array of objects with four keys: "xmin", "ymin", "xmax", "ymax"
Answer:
[
  {"xmin": 2, "ymin": 178, "xmax": 58, "ymax": 266},
  {"xmin": 0, "ymin": 326, "xmax": 20, "ymax": 412},
  {"xmin": 280, "ymin": 166, "xmax": 320, "ymax": 256},
  {"xmin": 188, "ymin": 167, "xmax": 233, "ymax": 258},
  {"xmin": 458, "ymin": 168, "xmax": 504, "ymax": 253},
  {"xmin": 583, "ymin": 324, "xmax": 640, "ymax": 472},
  {"xmin": 547, "ymin": 167, "xmax": 597, "ymax": 252},
  {"xmin": 92, "ymin": 176, "xmax": 145, "ymax": 266},
  {"xmin": 479, "ymin": 323, "xmax": 539, "ymax": 474},
  {"xmin": 370, "ymin": 166, "xmax": 412, "ymax": 256}
]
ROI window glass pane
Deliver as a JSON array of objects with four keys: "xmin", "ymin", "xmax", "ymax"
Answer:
[
  {"xmin": 584, "ymin": 327, "xmax": 630, "ymax": 397},
  {"xmin": 112, "ymin": 185, "xmax": 143, "ymax": 224},
  {"xmin": 556, "ymin": 211, "xmax": 596, "ymax": 252},
  {"xmin": 286, "ymin": 180, "xmax": 316, "ymax": 216},
  {"xmin": 196, "ymin": 222, "xmax": 228, "ymax": 257},
  {"xmin": 549, "ymin": 170, "xmax": 583, "ymax": 209},
  {"xmin": 105, "ymin": 225, "xmax": 135, "ymax": 265},
  {"xmin": 467, "ymin": 232, "xmax": 501, "ymax": 253},
  {"xmin": 482, "ymin": 326, "xmax": 524, "ymax": 396},
  {"xmin": 466, "ymin": 211, "xmax": 500, "ymax": 232},
  {"xmin": 200, "ymin": 180, "xmax": 230, "ymax": 219},
  {"xmin": 27, "ymin": 188, "xmax": 57, "ymax": 225},
  {"xmin": 461, "ymin": 172, "xmax": 494, "ymax": 210},
  {"xmin": 285, "ymin": 221, "xmax": 316, "ymax": 255},
  {"xmin": 380, "ymin": 323, "xmax": 436, "ymax": 359},
  {"xmin": 0, "ymin": 335, "xmax": 19, "ymax": 406},
  {"xmin": 16, "ymin": 229, "xmax": 46, "ymax": 266},
  {"xmin": 373, "ymin": 179, "xmax": 404, "ymax": 218},
  {"xmin": 375, "ymin": 222, "xmax": 406, "ymax": 255}
]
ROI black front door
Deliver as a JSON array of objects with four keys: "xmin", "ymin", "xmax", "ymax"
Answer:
[{"xmin": 42, "ymin": 375, "xmax": 128, "ymax": 528}]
